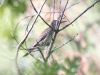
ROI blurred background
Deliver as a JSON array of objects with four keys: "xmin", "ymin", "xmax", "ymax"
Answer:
[{"xmin": 0, "ymin": 0, "xmax": 100, "ymax": 75}]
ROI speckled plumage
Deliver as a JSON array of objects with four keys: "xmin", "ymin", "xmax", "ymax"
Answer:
[{"xmin": 23, "ymin": 20, "xmax": 57, "ymax": 57}]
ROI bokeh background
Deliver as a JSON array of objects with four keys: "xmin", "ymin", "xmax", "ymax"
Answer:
[{"xmin": 0, "ymin": 0, "xmax": 100, "ymax": 75}]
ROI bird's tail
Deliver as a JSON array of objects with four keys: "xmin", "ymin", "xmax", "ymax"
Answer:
[
  {"xmin": 23, "ymin": 51, "xmax": 31, "ymax": 57},
  {"xmin": 23, "ymin": 47, "xmax": 36, "ymax": 57}
]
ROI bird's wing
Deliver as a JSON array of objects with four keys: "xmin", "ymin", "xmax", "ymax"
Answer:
[{"xmin": 33, "ymin": 27, "xmax": 51, "ymax": 47}]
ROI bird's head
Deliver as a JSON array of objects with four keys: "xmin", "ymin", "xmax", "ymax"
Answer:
[{"xmin": 51, "ymin": 20, "xmax": 66, "ymax": 30}]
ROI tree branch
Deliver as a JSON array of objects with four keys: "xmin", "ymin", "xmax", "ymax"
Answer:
[
  {"xmin": 59, "ymin": 0, "xmax": 100, "ymax": 31},
  {"xmin": 30, "ymin": 0, "xmax": 51, "ymax": 28},
  {"xmin": 45, "ymin": 0, "xmax": 69, "ymax": 62}
]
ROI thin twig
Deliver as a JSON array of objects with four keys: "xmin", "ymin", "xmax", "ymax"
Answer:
[
  {"xmin": 12, "ymin": 34, "xmax": 39, "ymax": 60},
  {"xmin": 59, "ymin": 0, "xmax": 100, "ymax": 31},
  {"xmin": 51, "ymin": 34, "xmax": 78, "ymax": 53},
  {"xmin": 12, "ymin": 15, "xmax": 34, "ymax": 50},
  {"xmin": 14, "ymin": 0, "xmax": 47, "ymax": 74},
  {"xmin": 25, "ymin": 16, "xmax": 34, "ymax": 33},
  {"xmin": 11, "ymin": 34, "xmax": 25, "ymax": 50},
  {"xmin": 59, "ymin": 0, "xmax": 62, "ymax": 11},
  {"xmin": 63, "ymin": 15, "xmax": 74, "ymax": 26},
  {"xmin": 37, "ymin": 47, "xmax": 46, "ymax": 62},
  {"xmin": 53, "ymin": 0, "xmax": 55, "ymax": 20},
  {"xmin": 14, "ymin": 15, "xmax": 34, "ymax": 33},
  {"xmin": 66, "ymin": 0, "xmax": 82, "ymax": 10},
  {"xmin": 57, "ymin": 0, "xmax": 69, "ymax": 29}
]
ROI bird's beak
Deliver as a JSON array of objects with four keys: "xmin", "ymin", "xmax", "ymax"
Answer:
[{"xmin": 61, "ymin": 20, "xmax": 67, "ymax": 23}]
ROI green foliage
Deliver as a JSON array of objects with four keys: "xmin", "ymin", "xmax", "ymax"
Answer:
[
  {"xmin": 0, "ymin": 0, "xmax": 26, "ymax": 15},
  {"xmin": 0, "ymin": 0, "xmax": 27, "ymax": 41},
  {"xmin": 32, "ymin": 57, "xmax": 80, "ymax": 75},
  {"xmin": 6, "ymin": 0, "xmax": 26, "ymax": 14},
  {"xmin": 63, "ymin": 57, "xmax": 80, "ymax": 75}
]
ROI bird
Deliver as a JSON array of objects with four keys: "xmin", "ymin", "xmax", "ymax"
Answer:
[{"xmin": 23, "ymin": 20, "xmax": 58, "ymax": 57}]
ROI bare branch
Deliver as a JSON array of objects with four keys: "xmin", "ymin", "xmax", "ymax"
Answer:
[
  {"xmin": 59, "ymin": 0, "xmax": 100, "ymax": 31},
  {"xmin": 53, "ymin": 0, "xmax": 56, "ymax": 20},
  {"xmin": 30, "ymin": 0, "xmax": 51, "ymax": 28},
  {"xmin": 37, "ymin": 47, "xmax": 46, "ymax": 62}
]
